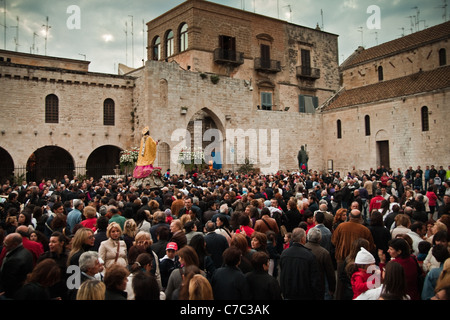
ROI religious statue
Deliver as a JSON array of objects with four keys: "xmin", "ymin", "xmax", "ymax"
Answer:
[
  {"xmin": 131, "ymin": 126, "xmax": 164, "ymax": 189},
  {"xmin": 297, "ymin": 145, "xmax": 309, "ymax": 173}
]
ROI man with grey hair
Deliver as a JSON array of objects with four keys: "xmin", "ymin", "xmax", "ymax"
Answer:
[
  {"xmin": 79, "ymin": 251, "xmax": 104, "ymax": 282},
  {"xmin": 305, "ymin": 228, "xmax": 336, "ymax": 300},
  {"xmin": 67, "ymin": 198, "xmax": 84, "ymax": 234},
  {"xmin": 279, "ymin": 227, "xmax": 321, "ymax": 300},
  {"xmin": 69, "ymin": 251, "xmax": 104, "ymax": 299}
]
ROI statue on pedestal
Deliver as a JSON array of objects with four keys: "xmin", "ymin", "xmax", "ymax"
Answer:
[
  {"xmin": 297, "ymin": 145, "xmax": 309, "ymax": 173},
  {"xmin": 131, "ymin": 126, "xmax": 164, "ymax": 189}
]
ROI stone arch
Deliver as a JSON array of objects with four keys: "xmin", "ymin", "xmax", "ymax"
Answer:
[
  {"xmin": 185, "ymin": 107, "xmax": 226, "ymax": 170},
  {"xmin": 26, "ymin": 146, "xmax": 75, "ymax": 182},
  {"xmin": 0, "ymin": 147, "xmax": 14, "ymax": 183},
  {"xmin": 86, "ymin": 145, "xmax": 123, "ymax": 179},
  {"xmin": 157, "ymin": 142, "xmax": 171, "ymax": 172},
  {"xmin": 375, "ymin": 129, "xmax": 389, "ymax": 141}
]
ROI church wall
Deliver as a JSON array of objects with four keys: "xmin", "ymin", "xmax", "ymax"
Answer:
[
  {"xmin": 342, "ymin": 41, "xmax": 450, "ymax": 89},
  {"xmin": 0, "ymin": 64, "xmax": 135, "ymax": 169},
  {"xmin": 321, "ymin": 89, "xmax": 450, "ymax": 174},
  {"xmin": 132, "ymin": 60, "xmax": 324, "ymax": 174}
]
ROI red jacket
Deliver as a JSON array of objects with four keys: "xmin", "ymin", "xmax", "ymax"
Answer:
[
  {"xmin": 369, "ymin": 195, "xmax": 385, "ymax": 212},
  {"xmin": 351, "ymin": 268, "xmax": 374, "ymax": 299},
  {"xmin": 426, "ymin": 191, "xmax": 438, "ymax": 207}
]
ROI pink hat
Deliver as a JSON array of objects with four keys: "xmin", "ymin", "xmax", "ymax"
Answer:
[{"xmin": 166, "ymin": 242, "xmax": 178, "ymax": 251}]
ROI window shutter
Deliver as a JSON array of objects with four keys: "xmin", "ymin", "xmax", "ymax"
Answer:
[{"xmin": 298, "ymin": 95, "xmax": 305, "ymax": 113}]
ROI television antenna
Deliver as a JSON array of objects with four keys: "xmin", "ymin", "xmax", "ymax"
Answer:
[
  {"xmin": 129, "ymin": 15, "xmax": 134, "ymax": 68},
  {"xmin": 0, "ymin": 0, "xmax": 7, "ymax": 50},
  {"xmin": 42, "ymin": 16, "xmax": 51, "ymax": 55}
]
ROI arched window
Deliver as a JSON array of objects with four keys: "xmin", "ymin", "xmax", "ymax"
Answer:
[
  {"xmin": 378, "ymin": 66, "xmax": 383, "ymax": 81},
  {"xmin": 166, "ymin": 30, "xmax": 174, "ymax": 58},
  {"xmin": 421, "ymin": 106, "xmax": 429, "ymax": 132},
  {"xmin": 45, "ymin": 94, "xmax": 59, "ymax": 123},
  {"xmin": 439, "ymin": 48, "xmax": 446, "ymax": 66},
  {"xmin": 152, "ymin": 36, "xmax": 161, "ymax": 61},
  {"xmin": 103, "ymin": 98, "xmax": 115, "ymax": 126},
  {"xmin": 179, "ymin": 23, "xmax": 188, "ymax": 52},
  {"xmin": 337, "ymin": 119, "xmax": 342, "ymax": 139},
  {"xmin": 365, "ymin": 115, "xmax": 371, "ymax": 136}
]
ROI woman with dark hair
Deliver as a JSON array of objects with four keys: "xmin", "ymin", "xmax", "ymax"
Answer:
[
  {"xmin": 367, "ymin": 210, "xmax": 391, "ymax": 264},
  {"xmin": 14, "ymin": 258, "xmax": 61, "ymax": 300},
  {"xmin": 355, "ymin": 260, "xmax": 410, "ymax": 300},
  {"xmin": 104, "ymin": 264, "xmax": 130, "ymax": 300},
  {"xmin": 379, "ymin": 237, "xmax": 422, "ymax": 300},
  {"xmin": 189, "ymin": 234, "xmax": 215, "ymax": 280},
  {"xmin": 164, "ymin": 245, "xmax": 202, "ymax": 300}
]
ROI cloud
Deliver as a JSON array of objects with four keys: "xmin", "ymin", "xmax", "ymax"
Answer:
[{"xmin": 1, "ymin": 0, "xmax": 445, "ymax": 73}]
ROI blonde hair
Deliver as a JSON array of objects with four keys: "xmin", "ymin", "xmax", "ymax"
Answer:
[
  {"xmin": 106, "ymin": 222, "xmax": 122, "ymax": 238},
  {"xmin": 76, "ymin": 279, "xmax": 106, "ymax": 300},
  {"xmin": 133, "ymin": 231, "xmax": 152, "ymax": 247},
  {"xmin": 83, "ymin": 206, "xmax": 97, "ymax": 219},
  {"xmin": 123, "ymin": 219, "xmax": 137, "ymax": 237},
  {"xmin": 436, "ymin": 258, "xmax": 450, "ymax": 292},
  {"xmin": 189, "ymin": 274, "xmax": 214, "ymax": 300},
  {"xmin": 68, "ymin": 228, "xmax": 94, "ymax": 266},
  {"xmin": 394, "ymin": 214, "xmax": 411, "ymax": 228}
]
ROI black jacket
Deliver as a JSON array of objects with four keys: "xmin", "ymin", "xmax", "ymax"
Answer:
[
  {"xmin": 279, "ymin": 243, "xmax": 322, "ymax": 300},
  {"xmin": 245, "ymin": 270, "xmax": 282, "ymax": 300},
  {"xmin": 0, "ymin": 244, "xmax": 34, "ymax": 298},
  {"xmin": 211, "ymin": 265, "xmax": 250, "ymax": 300}
]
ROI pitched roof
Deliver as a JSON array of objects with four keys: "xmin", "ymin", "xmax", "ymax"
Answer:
[
  {"xmin": 341, "ymin": 21, "xmax": 450, "ymax": 70},
  {"xmin": 321, "ymin": 65, "xmax": 450, "ymax": 111}
]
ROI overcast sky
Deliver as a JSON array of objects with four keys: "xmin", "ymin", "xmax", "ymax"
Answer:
[{"xmin": 0, "ymin": 0, "xmax": 447, "ymax": 73}]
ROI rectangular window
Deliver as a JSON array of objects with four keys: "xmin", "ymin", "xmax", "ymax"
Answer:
[
  {"xmin": 219, "ymin": 35, "xmax": 236, "ymax": 61},
  {"xmin": 260, "ymin": 44, "xmax": 271, "ymax": 69},
  {"xmin": 301, "ymin": 49, "xmax": 311, "ymax": 76},
  {"xmin": 299, "ymin": 95, "xmax": 318, "ymax": 113},
  {"xmin": 261, "ymin": 92, "xmax": 273, "ymax": 110}
]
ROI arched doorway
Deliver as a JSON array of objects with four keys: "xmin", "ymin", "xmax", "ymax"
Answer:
[
  {"xmin": 0, "ymin": 147, "xmax": 14, "ymax": 183},
  {"xmin": 26, "ymin": 146, "xmax": 75, "ymax": 182},
  {"xmin": 86, "ymin": 145, "xmax": 122, "ymax": 179},
  {"xmin": 186, "ymin": 108, "xmax": 224, "ymax": 170},
  {"xmin": 157, "ymin": 142, "xmax": 171, "ymax": 172}
]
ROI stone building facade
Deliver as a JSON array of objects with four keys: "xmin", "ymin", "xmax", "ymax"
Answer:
[
  {"xmin": 0, "ymin": 0, "xmax": 448, "ymax": 182},
  {"xmin": 320, "ymin": 21, "xmax": 450, "ymax": 174}
]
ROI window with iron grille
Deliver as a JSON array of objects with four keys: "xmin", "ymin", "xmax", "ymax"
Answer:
[
  {"xmin": 337, "ymin": 119, "xmax": 342, "ymax": 139},
  {"xmin": 45, "ymin": 94, "xmax": 59, "ymax": 123},
  {"xmin": 103, "ymin": 98, "xmax": 115, "ymax": 126},
  {"xmin": 439, "ymin": 48, "xmax": 446, "ymax": 66},
  {"xmin": 365, "ymin": 115, "xmax": 371, "ymax": 136},
  {"xmin": 421, "ymin": 106, "xmax": 429, "ymax": 132}
]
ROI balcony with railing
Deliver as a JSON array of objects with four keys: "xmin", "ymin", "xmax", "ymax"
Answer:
[
  {"xmin": 213, "ymin": 48, "xmax": 244, "ymax": 66},
  {"xmin": 254, "ymin": 58, "xmax": 281, "ymax": 73},
  {"xmin": 296, "ymin": 66, "xmax": 321, "ymax": 80}
]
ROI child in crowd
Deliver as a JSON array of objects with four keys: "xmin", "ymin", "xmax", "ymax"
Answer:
[{"xmin": 349, "ymin": 247, "xmax": 380, "ymax": 299}]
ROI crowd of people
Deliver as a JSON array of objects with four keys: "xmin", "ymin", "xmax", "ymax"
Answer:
[{"xmin": 0, "ymin": 164, "xmax": 450, "ymax": 301}]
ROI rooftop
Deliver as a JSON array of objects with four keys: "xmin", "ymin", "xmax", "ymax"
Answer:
[
  {"xmin": 341, "ymin": 21, "xmax": 450, "ymax": 70},
  {"xmin": 321, "ymin": 65, "xmax": 450, "ymax": 111}
]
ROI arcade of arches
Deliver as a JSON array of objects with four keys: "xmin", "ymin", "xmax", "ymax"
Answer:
[{"xmin": 0, "ymin": 145, "xmax": 123, "ymax": 183}]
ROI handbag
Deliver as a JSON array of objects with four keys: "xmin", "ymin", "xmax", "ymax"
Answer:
[{"xmin": 114, "ymin": 240, "xmax": 121, "ymax": 263}]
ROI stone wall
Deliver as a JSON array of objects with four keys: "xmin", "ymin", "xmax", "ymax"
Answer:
[
  {"xmin": 0, "ymin": 63, "xmax": 135, "ymax": 168},
  {"xmin": 321, "ymin": 90, "xmax": 450, "ymax": 174}
]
